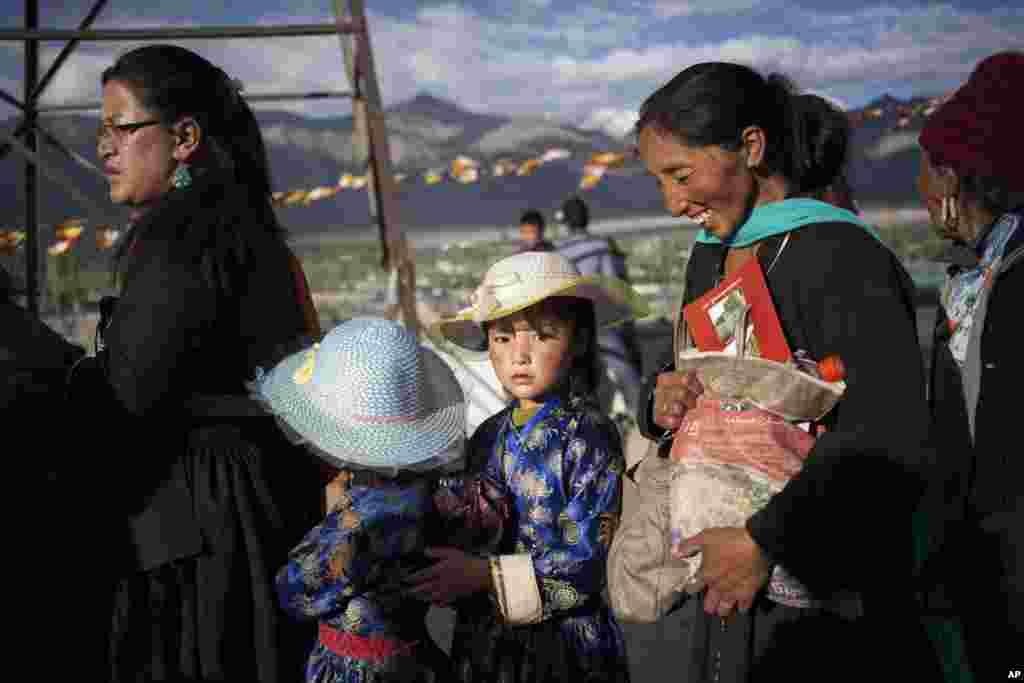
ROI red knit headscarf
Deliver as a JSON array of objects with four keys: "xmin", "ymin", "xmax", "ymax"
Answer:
[{"xmin": 919, "ymin": 51, "xmax": 1024, "ymax": 192}]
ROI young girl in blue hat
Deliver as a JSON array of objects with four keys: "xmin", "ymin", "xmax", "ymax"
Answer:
[
  {"xmin": 409, "ymin": 251, "xmax": 646, "ymax": 682},
  {"xmin": 252, "ymin": 317, "xmax": 475, "ymax": 683}
]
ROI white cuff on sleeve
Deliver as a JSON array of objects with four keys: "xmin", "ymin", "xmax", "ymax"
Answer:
[{"xmin": 490, "ymin": 553, "xmax": 543, "ymax": 625}]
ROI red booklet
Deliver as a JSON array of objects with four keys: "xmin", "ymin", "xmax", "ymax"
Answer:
[{"xmin": 682, "ymin": 256, "xmax": 792, "ymax": 362}]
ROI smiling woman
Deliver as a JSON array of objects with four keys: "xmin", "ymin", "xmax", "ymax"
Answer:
[{"xmin": 620, "ymin": 61, "xmax": 945, "ymax": 681}]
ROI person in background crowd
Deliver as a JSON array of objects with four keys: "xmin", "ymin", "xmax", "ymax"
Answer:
[
  {"xmin": 629, "ymin": 61, "xmax": 943, "ymax": 681},
  {"xmin": 916, "ymin": 50, "xmax": 1024, "ymax": 681},
  {"xmin": 67, "ymin": 44, "xmax": 323, "ymax": 681},
  {"xmin": 556, "ymin": 196, "xmax": 643, "ymax": 422},
  {"xmin": 516, "ymin": 208, "xmax": 556, "ymax": 253}
]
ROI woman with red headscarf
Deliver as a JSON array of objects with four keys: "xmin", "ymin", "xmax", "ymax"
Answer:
[{"xmin": 916, "ymin": 51, "xmax": 1023, "ymax": 680}]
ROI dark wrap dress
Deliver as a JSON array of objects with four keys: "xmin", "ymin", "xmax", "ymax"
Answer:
[
  {"xmin": 67, "ymin": 174, "xmax": 323, "ymax": 682},
  {"xmin": 924, "ymin": 212, "xmax": 1024, "ymax": 680}
]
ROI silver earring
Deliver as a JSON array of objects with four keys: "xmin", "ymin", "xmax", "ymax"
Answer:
[{"xmin": 172, "ymin": 164, "xmax": 193, "ymax": 190}]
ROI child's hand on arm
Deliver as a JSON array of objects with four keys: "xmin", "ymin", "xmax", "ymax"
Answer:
[
  {"xmin": 403, "ymin": 547, "xmax": 492, "ymax": 606},
  {"xmin": 325, "ymin": 470, "xmax": 352, "ymax": 512}
]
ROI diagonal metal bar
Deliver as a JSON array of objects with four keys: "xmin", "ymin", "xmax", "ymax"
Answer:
[
  {"xmin": 2, "ymin": 130, "xmax": 109, "ymax": 218},
  {"xmin": 36, "ymin": 124, "xmax": 105, "ymax": 179},
  {"xmin": 0, "ymin": 87, "xmax": 104, "ymax": 178},
  {"xmin": 0, "ymin": 88, "xmax": 25, "ymax": 110},
  {"xmin": 32, "ymin": 0, "xmax": 110, "ymax": 101}
]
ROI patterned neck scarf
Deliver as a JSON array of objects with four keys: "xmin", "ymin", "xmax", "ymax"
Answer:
[{"xmin": 941, "ymin": 210, "xmax": 1021, "ymax": 367}]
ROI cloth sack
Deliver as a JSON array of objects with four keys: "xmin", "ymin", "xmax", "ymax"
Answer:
[
  {"xmin": 667, "ymin": 396, "xmax": 818, "ymax": 607},
  {"xmin": 608, "ymin": 397, "xmax": 823, "ymax": 624},
  {"xmin": 607, "ymin": 445, "xmax": 693, "ymax": 623}
]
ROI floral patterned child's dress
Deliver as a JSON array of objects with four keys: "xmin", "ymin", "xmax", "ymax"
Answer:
[
  {"xmin": 276, "ymin": 473, "xmax": 453, "ymax": 683},
  {"xmin": 436, "ymin": 395, "xmax": 631, "ymax": 683}
]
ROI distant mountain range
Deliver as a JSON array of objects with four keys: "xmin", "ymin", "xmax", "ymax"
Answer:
[{"xmin": 1, "ymin": 91, "xmax": 937, "ymax": 250}]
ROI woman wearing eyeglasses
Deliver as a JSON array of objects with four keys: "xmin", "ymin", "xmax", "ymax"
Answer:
[{"xmin": 68, "ymin": 45, "xmax": 323, "ymax": 681}]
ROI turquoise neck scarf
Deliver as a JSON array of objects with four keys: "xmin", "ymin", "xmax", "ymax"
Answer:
[{"xmin": 695, "ymin": 197, "xmax": 880, "ymax": 248}]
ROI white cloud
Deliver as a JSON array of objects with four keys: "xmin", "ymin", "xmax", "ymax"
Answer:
[
  {"xmin": 579, "ymin": 107, "xmax": 639, "ymax": 139},
  {"xmin": 803, "ymin": 89, "xmax": 850, "ymax": 112},
  {"xmin": 2, "ymin": 1, "xmax": 1019, "ymax": 129},
  {"xmin": 652, "ymin": 0, "xmax": 761, "ymax": 18},
  {"xmin": 549, "ymin": 36, "xmax": 804, "ymax": 85}
]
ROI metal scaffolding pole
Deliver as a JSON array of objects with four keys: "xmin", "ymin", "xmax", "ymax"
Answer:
[
  {"xmin": 36, "ymin": 89, "xmax": 354, "ymax": 113},
  {"xmin": 23, "ymin": 0, "xmax": 41, "ymax": 315},
  {"xmin": 336, "ymin": 0, "xmax": 419, "ymax": 336},
  {"xmin": 0, "ymin": 23, "xmax": 357, "ymax": 42}
]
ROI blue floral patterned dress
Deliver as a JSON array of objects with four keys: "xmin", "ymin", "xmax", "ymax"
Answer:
[
  {"xmin": 276, "ymin": 474, "xmax": 452, "ymax": 683},
  {"xmin": 436, "ymin": 394, "xmax": 630, "ymax": 683}
]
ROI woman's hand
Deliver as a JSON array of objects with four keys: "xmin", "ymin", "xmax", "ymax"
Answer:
[
  {"xmin": 404, "ymin": 547, "xmax": 491, "ymax": 606},
  {"xmin": 653, "ymin": 370, "xmax": 704, "ymax": 432},
  {"xmin": 676, "ymin": 527, "xmax": 771, "ymax": 618}
]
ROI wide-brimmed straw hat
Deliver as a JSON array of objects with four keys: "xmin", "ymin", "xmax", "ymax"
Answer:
[
  {"xmin": 429, "ymin": 251, "xmax": 648, "ymax": 354},
  {"xmin": 251, "ymin": 317, "xmax": 466, "ymax": 474}
]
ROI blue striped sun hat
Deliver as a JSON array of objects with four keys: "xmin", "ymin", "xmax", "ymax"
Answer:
[{"xmin": 252, "ymin": 317, "xmax": 466, "ymax": 473}]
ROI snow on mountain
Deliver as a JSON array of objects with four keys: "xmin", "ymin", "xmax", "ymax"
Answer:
[{"xmin": 472, "ymin": 119, "xmax": 593, "ymax": 156}]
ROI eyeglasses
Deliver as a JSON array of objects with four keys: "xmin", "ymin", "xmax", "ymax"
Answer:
[{"xmin": 96, "ymin": 119, "xmax": 163, "ymax": 146}]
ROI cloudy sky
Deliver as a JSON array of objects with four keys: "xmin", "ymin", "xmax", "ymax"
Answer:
[{"xmin": 0, "ymin": 1, "xmax": 1020, "ymax": 135}]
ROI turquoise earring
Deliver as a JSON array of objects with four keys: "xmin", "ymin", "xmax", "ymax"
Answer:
[{"xmin": 172, "ymin": 164, "xmax": 193, "ymax": 190}]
